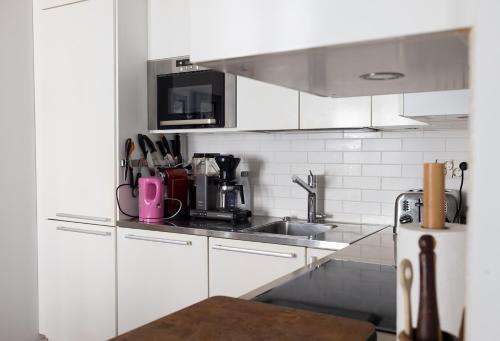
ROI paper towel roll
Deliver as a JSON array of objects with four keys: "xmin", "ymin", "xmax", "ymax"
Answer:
[{"xmin": 397, "ymin": 223, "xmax": 466, "ymax": 336}]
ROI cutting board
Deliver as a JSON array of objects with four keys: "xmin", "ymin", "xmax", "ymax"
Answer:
[{"xmin": 112, "ymin": 296, "xmax": 376, "ymax": 341}]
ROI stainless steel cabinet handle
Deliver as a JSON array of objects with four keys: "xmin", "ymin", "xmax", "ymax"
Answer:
[
  {"xmin": 212, "ymin": 245, "xmax": 297, "ymax": 259},
  {"xmin": 125, "ymin": 234, "xmax": 192, "ymax": 246},
  {"xmin": 56, "ymin": 213, "xmax": 111, "ymax": 223},
  {"xmin": 56, "ymin": 226, "xmax": 111, "ymax": 236}
]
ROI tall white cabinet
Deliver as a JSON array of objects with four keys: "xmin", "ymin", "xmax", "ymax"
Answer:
[
  {"xmin": 34, "ymin": 0, "xmax": 148, "ymax": 340},
  {"xmin": 35, "ymin": 0, "xmax": 116, "ymax": 226}
]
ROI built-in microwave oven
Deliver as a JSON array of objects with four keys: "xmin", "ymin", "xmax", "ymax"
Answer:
[{"xmin": 148, "ymin": 57, "xmax": 236, "ymax": 130}]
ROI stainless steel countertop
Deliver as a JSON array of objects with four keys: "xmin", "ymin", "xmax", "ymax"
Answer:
[{"xmin": 117, "ymin": 216, "xmax": 389, "ymax": 250}]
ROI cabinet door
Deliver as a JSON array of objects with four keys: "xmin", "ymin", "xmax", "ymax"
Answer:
[
  {"xmin": 237, "ymin": 76, "xmax": 299, "ymax": 131},
  {"xmin": 148, "ymin": 0, "xmax": 190, "ymax": 59},
  {"xmin": 117, "ymin": 228, "xmax": 209, "ymax": 334},
  {"xmin": 300, "ymin": 93, "xmax": 371, "ymax": 129},
  {"xmin": 38, "ymin": 220, "xmax": 116, "ymax": 341},
  {"xmin": 35, "ymin": 0, "xmax": 115, "ymax": 224},
  {"xmin": 306, "ymin": 248, "xmax": 335, "ymax": 265},
  {"xmin": 371, "ymin": 94, "xmax": 427, "ymax": 128},
  {"xmin": 209, "ymin": 238, "xmax": 305, "ymax": 297},
  {"xmin": 39, "ymin": 0, "xmax": 86, "ymax": 10},
  {"xmin": 403, "ymin": 89, "xmax": 470, "ymax": 118}
]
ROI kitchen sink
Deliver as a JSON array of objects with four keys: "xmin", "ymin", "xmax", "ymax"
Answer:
[{"xmin": 247, "ymin": 221, "xmax": 336, "ymax": 238}]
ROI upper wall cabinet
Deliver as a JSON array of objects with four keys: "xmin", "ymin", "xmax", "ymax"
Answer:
[
  {"xmin": 148, "ymin": 0, "xmax": 190, "ymax": 60},
  {"xmin": 300, "ymin": 93, "xmax": 371, "ymax": 129},
  {"xmin": 237, "ymin": 76, "xmax": 299, "ymax": 131},
  {"xmin": 189, "ymin": 0, "xmax": 474, "ymax": 63},
  {"xmin": 372, "ymin": 94, "xmax": 427, "ymax": 128}
]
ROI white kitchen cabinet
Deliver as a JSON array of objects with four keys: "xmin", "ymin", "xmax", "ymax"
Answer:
[
  {"xmin": 35, "ymin": 0, "xmax": 116, "ymax": 225},
  {"xmin": 371, "ymin": 94, "xmax": 427, "ymax": 128},
  {"xmin": 209, "ymin": 238, "xmax": 306, "ymax": 297},
  {"xmin": 148, "ymin": 0, "xmax": 190, "ymax": 60},
  {"xmin": 300, "ymin": 93, "xmax": 371, "ymax": 129},
  {"xmin": 117, "ymin": 228, "xmax": 209, "ymax": 334},
  {"xmin": 38, "ymin": 220, "xmax": 116, "ymax": 341},
  {"xmin": 402, "ymin": 89, "xmax": 470, "ymax": 123},
  {"xmin": 39, "ymin": 0, "xmax": 84, "ymax": 10},
  {"xmin": 189, "ymin": 0, "xmax": 473, "ymax": 63},
  {"xmin": 306, "ymin": 248, "xmax": 336, "ymax": 265},
  {"xmin": 237, "ymin": 76, "xmax": 299, "ymax": 131}
]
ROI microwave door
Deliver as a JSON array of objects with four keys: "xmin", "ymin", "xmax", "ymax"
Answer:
[{"xmin": 156, "ymin": 70, "xmax": 225, "ymax": 129}]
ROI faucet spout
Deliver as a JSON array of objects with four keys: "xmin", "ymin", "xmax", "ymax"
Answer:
[{"xmin": 292, "ymin": 175, "xmax": 316, "ymax": 194}]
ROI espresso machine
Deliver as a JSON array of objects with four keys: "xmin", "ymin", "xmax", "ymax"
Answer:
[{"xmin": 190, "ymin": 154, "xmax": 251, "ymax": 222}]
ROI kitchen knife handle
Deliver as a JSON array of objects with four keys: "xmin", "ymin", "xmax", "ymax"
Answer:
[
  {"xmin": 156, "ymin": 141, "xmax": 167, "ymax": 157},
  {"xmin": 137, "ymin": 134, "xmax": 148, "ymax": 159},
  {"xmin": 161, "ymin": 135, "xmax": 172, "ymax": 155},
  {"xmin": 142, "ymin": 135, "xmax": 157, "ymax": 153}
]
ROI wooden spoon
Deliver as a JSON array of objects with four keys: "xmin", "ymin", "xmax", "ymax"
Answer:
[{"xmin": 400, "ymin": 258, "xmax": 414, "ymax": 337}]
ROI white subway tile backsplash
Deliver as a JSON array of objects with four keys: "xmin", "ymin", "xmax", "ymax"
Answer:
[
  {"xmin": 308, "ymin": 151, "xmax": 343, "ymax": 163},
  {"xmin": 362, "ymin": 165, "xmax": 401, "ymax": 177},
  {"xmin": 325, "ymin": 188, "xmax": 362, "ymax": 201},
  {"xmin": 382, "ymin": 177, "xmax": 422, "ymax": 190},
  {"xmin": 446, "ymin": 138, "xmax": 469, "ymax": 151},
  {"xmin": 344, "ymin": 176, "xmax": 381, "ymax": 190},
  {"xmin": 403, "ymin": 138, "xmax": 445, "ymax": 151},
  {"xmin": 363, "ymin": 139, "xmax": 401, "ymax": 151},
  {"xmin": 291, "ymin": 139, "xmax": 325, "ymax": 151},
  {"xmin": 362, "ymin": 190, "xmax": 402, "ymax": 203},
  {"xmin": 188, "ymin": 128, "xmax": 468, "ymax": 222},
  {"xmin": 344, "ymin": 152, "xmax": 381, "ymax": 164},
  {"xmin": 325, "ymin": 164, "xmax": 362, "ymax": 176},
  {"xmin": 343, "ymin": 201, "xmax": 380, "ymax": 215},
  {"xmin": 274, "ymin": 151, "xmax": 308, "ymax": 163},
  {"xmin": 325, "ymin": 139, "xmax": 362, "ymax": 151},
  {"xmin": 382, "ymin": 152, "xmax": 423, "ymax": 164}
]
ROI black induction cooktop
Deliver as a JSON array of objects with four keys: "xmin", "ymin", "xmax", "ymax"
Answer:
[{"xmin": 254, "ymin": 259, "xmax": 397, "ymax": 333}]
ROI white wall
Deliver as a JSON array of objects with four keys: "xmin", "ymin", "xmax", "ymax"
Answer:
[
  {"xmin": 0, "ymin": 0, "xmax": 38, "ymax": 340},
  {"xmin": 188, "ymin": 128, "xmax": 469, "ymax": 224},
  {"xmin": 467, "ymin": 0, "xmax": 500, "ymax": 338}
]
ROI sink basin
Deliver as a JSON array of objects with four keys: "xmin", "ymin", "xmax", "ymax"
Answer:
[{"xmin": 248, "ymin": 221, "xmax": 336, "ymax": 238}]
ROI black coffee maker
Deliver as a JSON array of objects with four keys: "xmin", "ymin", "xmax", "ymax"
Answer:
[
  {"xmin": 190, "ymin": 154, "xmax": 251, "ymax": 223},
  {"xmin": 215, "ymin": 155, "xmax": 245, "ymax": 210}
]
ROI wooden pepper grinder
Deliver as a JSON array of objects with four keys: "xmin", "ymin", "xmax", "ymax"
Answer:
[{"xmin": 416, "ymin": 235, "xmax": 442, "ymax": 341}]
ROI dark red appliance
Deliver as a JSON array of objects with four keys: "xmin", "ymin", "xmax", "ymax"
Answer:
[{"xmin": 161, "ymin": 168, "xmax": 189, "ymax": 216}]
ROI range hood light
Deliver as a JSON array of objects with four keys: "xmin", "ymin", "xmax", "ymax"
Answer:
[{"xmin": 360, "ymin": 72, "xmax": 405, "ymax": 81}]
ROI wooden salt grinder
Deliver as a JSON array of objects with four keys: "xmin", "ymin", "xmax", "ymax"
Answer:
[{"xmin": 416, "ymin": 235, "xmax": 442, "ymax": 341}]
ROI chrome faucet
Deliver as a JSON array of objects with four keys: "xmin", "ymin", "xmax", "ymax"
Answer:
[{"xmin": 292, "ymin": 171, "xmax": 324, "ymax": 223}]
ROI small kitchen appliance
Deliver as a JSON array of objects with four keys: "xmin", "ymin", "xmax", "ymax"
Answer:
[
  {"xmin": 160, "ymin": 168, "xmax": 189, "ymax": 217},
  {"xmin": 394, "ymin": 189, "xmax": 460, "ymax": 230},
  {"xmin": 148, "ymin": 57, "xmax": 236, "ymax": 130},
  {"xmin": 190, "ymin": 154, "xmax": 251, "ymax": 222},
  {"xmin": 138, "ymin": 176, "xmax": 164, "ymax": 223}
]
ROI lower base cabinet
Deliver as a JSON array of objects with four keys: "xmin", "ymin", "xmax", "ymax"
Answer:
[
  {"xmin": 38, "ymin": 220, "xmax": 116, "ymax": 341},
  {"xmin": 117, "ymin": 228, "xmax": 209, "ymax": 334},
  {"xmin": 209, "ymin": 238, "xmax": 306, "ymax": 297}
]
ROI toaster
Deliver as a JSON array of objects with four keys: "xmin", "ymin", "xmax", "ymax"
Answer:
[{"xmin": 394, "ymin": 189, "xmax": 460, "ymax": 229}]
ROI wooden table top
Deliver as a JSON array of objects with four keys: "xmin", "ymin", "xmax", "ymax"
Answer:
[{"xmin": 112, "ymin": 296, "xmax": 376, "ymax": 341}]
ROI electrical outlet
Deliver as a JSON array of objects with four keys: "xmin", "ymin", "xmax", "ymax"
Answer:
[{"xmin": 441, "ymin": 160, "xmax": 467, "ymax": 178}]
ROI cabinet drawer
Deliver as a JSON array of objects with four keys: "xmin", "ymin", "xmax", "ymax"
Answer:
[{"xmin": 209, "ymin": 238, "xmax": 306, "ymax": 297}]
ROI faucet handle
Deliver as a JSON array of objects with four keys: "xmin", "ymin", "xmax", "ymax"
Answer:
[{"xmin": 309, "ymin": 170, "xmax": 314, "ymax": 177}]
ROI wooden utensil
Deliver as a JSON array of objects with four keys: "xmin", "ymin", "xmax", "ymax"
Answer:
[
  {"xmin": 416, "ymin": 235, "xmax": 442, "ymax": 341},
  {"xmin": 400, "ymin": 258, "xmax": 414, "ymax": 337}
]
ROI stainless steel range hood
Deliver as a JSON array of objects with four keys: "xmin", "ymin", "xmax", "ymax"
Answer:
[{"xmin": 199, "ymin": 29, "xmax": 469, "ymax": 97}]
